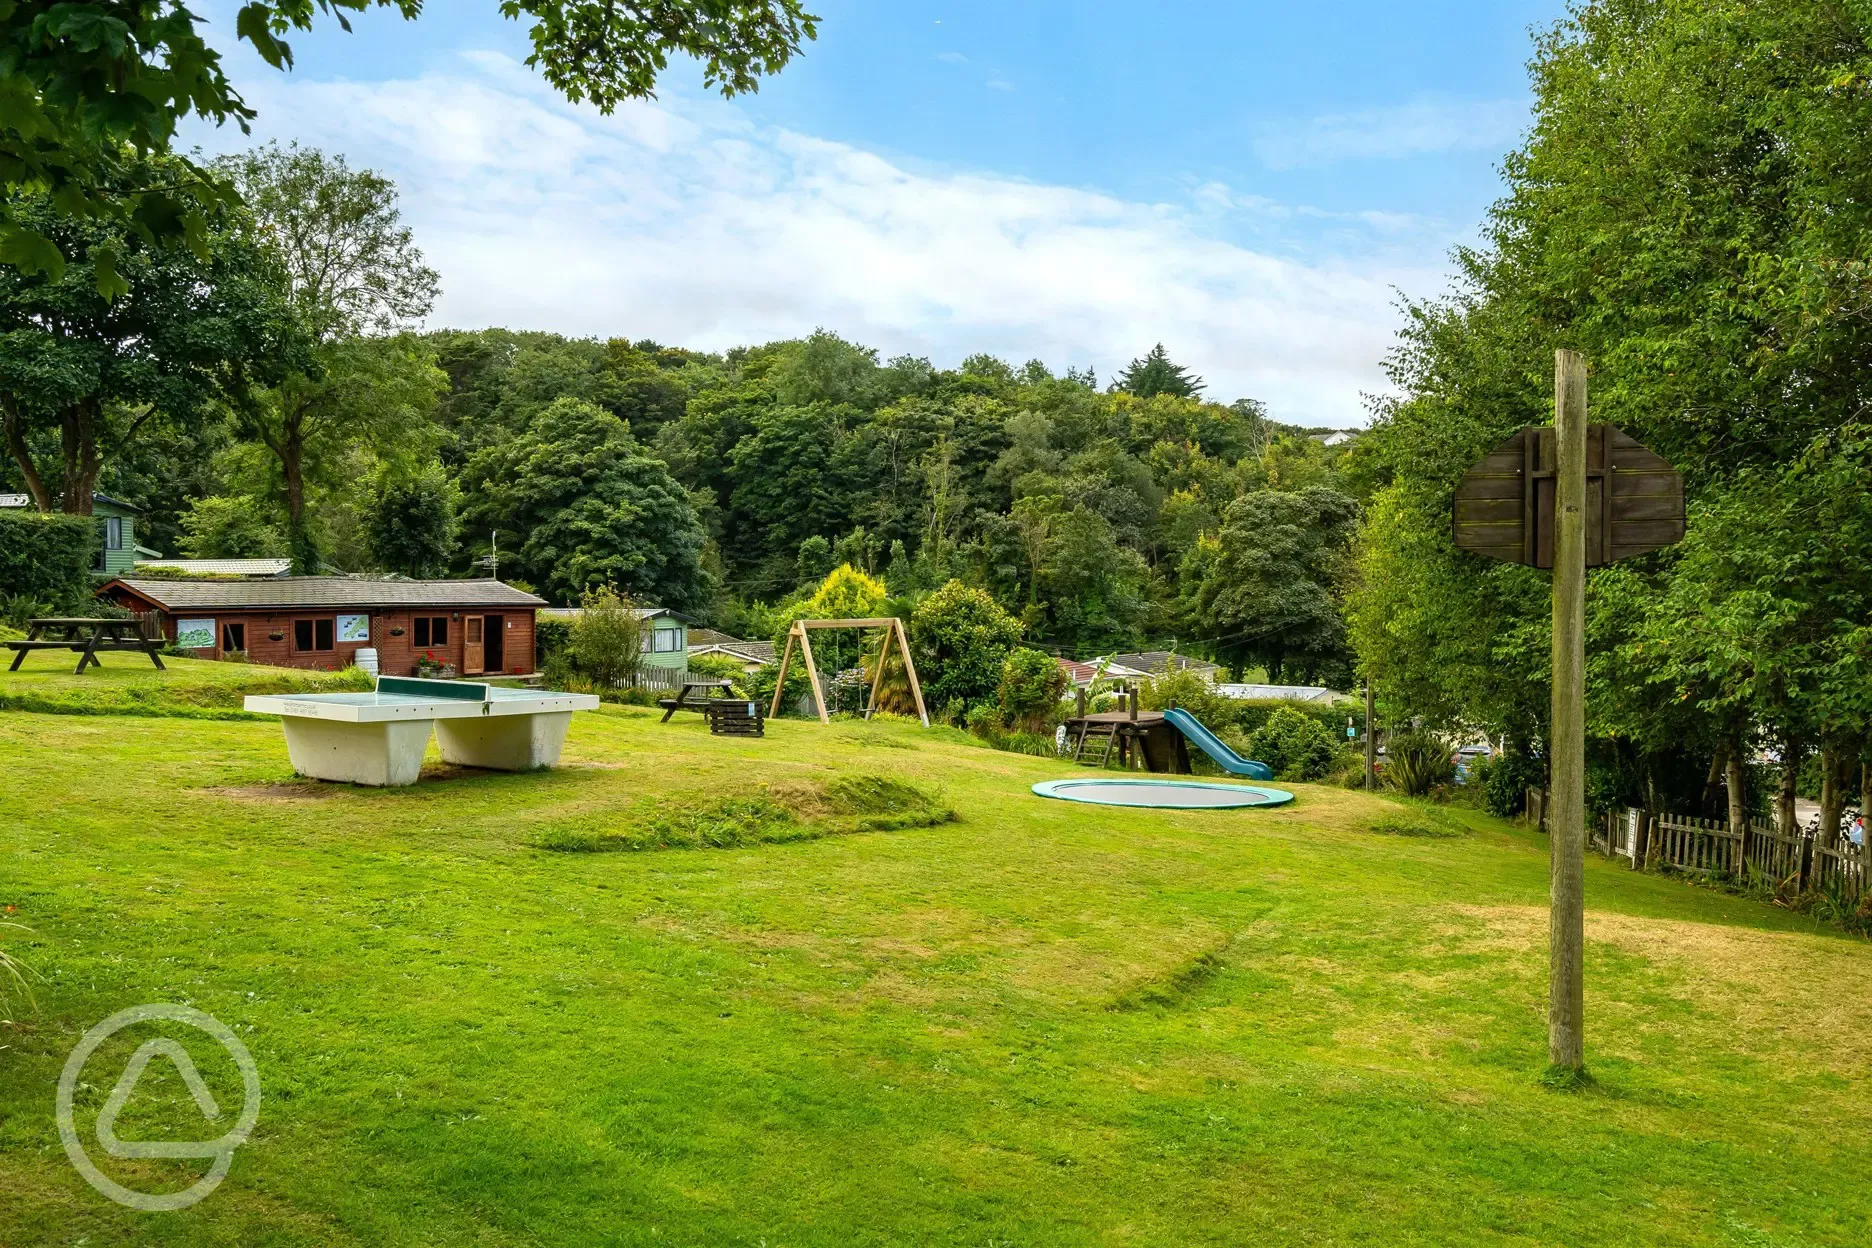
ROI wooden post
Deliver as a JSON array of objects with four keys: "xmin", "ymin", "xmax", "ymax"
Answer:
[
  {"xmin": 769, "ymin": 624, "xmax": 800, "ymax": 720},
  {"xmin": 1549, "ymin": 348, "xmax": 1589, "ymax": 1074},
  {"xmin": 797, "ymin": 624, "xmax": 830, "ymax": 724},
  {"xmin": 1076, "ymin": 687, "xmax": 1087, "ymax": 718},
  {"xmin": 864, "ymin": 626, "xmax": 889, "ymax": 720},
  {"xmin": 892, "ymin": 618, "xmax": 930, "ymax": 727},
  {"xmin": 1363, "ymin": 681, "xmax": 1377, "ymax": 791}
]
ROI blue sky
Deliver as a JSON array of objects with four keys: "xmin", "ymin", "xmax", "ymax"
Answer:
[{"xmin": 191, "ymin": 1, "xmax": 1566, "ymax": 426}]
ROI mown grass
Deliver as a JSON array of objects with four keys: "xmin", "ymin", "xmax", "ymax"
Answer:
[
  {"xmin": 1, "ymin": 704, "xmax": 1869, "ymax": 1246},
  {"xmin": 0, "ymin": 653, "xmax": 371, "ymax": 718}
]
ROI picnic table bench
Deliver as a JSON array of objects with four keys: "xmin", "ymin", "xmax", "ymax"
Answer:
[
  {"xmin": 659, "ymin": 679, "xmax": 735, "ymax": 722},
  {"xmin": 6, "ymin": 617, "xmax": 166, "ymax": 675}
]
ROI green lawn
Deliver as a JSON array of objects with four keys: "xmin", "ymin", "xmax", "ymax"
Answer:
[
  {"xmin": 1, "ymin": 704, "xmax": 1868, "ymax": 1246},
  {"xmin": 0, "ymin": 654, "xmax": 370, "ymax": 717}
]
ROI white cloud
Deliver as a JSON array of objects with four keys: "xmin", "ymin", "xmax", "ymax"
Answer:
[
  {"xmin": 195, "ymin": 53, "xmax": 1455, "ymax": 425},
  {"xmin": 1254, "ymin": 95, "xmax": 1529, "ymax": 172},
  {"xmin": 934, "ymin": 51, "xmax": 969, "ymax": 65}
]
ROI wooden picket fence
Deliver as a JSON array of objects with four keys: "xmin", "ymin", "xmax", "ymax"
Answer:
[
  {"xmin": 1591, "ymin": 804, "xmax": 1865, "ymax": 903},
  {"xmin": 630, "ymin": 665, "xmax": 696, "ymax": 693}
]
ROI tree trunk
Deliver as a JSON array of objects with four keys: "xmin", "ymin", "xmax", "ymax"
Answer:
[
  {"xmin": 1725, "ymin": 731, "xmax": 1748, "ymax": 835},
  {"xmin": 1, "ymin": 402, "xmax": 53, "ymax": 511},
  {"xmin": 1859, "ymin": 753, "xmax": 1871, "ymax": 885},
  {"xmin": 1776, "ymin": 735, "xmax": 1801, "ymax": 839},
  {"xmin": 1816, "ymin": 744, "xmax": 1847, "ymax": 851},
  {"xmin": 1702, "ymin": 741, "xmax": 1729, "ymax": 820},
  {"xmin": 59, "ymin": 402, "xmax": 100, "ymax": 514},
  {"xmin": 282, "ymin": 435, "xmax": 317, "ymax": 574}
]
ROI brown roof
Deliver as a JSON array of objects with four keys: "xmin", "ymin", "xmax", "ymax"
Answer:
[
  {"xmin": 688, "ymin": 627, "xmax": 742, "ymax": 646},
  {"xmin": 106, "ymin": 576, "xmax": 546, "ymax": 612}
]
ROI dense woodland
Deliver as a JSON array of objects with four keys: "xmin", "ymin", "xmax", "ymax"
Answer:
[{"xmin": 0, "ymin": 141, "xmax": 1359, "ymax": 682}]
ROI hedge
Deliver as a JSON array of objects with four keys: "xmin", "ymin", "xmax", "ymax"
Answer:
[{"xmin": 0, "ymin": 510, "xmax": 97, "ymax": 608}]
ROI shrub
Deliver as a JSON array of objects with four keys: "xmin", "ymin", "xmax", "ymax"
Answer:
[
  {"xmin": 1385, "ymin": 730, "xmax": 1455, "ymax": 797},
  {"xmin": 568, "ymin": 587, "xmax": 644, "ymax": 689},
  {"xmin": 0, "ymin": 510, "xmax": 96, "ymax": 609},
  {"xmin": 685, "ymin": 651, "xmax": 752, "ymax": 695},
  {"xmin": 1249, "ymin": 706, "xmax": 1342, "ymax": 781},
  {"xmin": 910, "ymin": 580, "xmax": 1023, "ymax": 712},
  {"xmin": 998, "ymin": 647, "xmax": 1067, "ymax": 731},
  {"xmin": 535, "ymin": 616, "xmax": 573, "ymax": 666},
  {"xmin": 1476, "ymin": 747, "xmax": 1544, "ymax": 818},
  {"xmin": 1140, "ymin": 667, "xmax": 1241, "ymax": 733}
]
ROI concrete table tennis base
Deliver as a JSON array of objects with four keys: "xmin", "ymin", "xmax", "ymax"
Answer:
[
  {"xmin": 435, "ymin": 711, "xmax": 573, "ymax": 772},
  {"xmin": 281, "ymin": 718, "xmax": 435, "ymax": 787},
  {"xmin": 279, "ymin": 713, "xmax": 576, "ymax": 786}
]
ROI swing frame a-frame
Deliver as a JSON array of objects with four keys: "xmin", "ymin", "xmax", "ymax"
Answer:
[{"xmin": 768, "ymin": 618, "xmax": 930, "ymax": 727}]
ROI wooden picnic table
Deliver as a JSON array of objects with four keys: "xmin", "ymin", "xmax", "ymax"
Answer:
[
  {"xmin": 6, "ymin": 617, "xmax": 166, "ymax": 675},
  {"xmin": 658, "ymin": 679, "xmax": 736, "ymax": 722}
]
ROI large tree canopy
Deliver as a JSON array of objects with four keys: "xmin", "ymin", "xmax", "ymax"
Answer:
[
  {"xmin": 465, "ymin": 396, "xmax": 709, "ymax": 608},
  {"xmin": 0, "ymin": 161, "xmax": 306, "ymax": 513},
  {"xmin": 0, "ymin": 1, "xmax": 819, "ymax": 287}
]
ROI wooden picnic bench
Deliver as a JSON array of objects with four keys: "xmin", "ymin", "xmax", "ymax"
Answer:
[
  {"xmin": 658, "ymin": 679, "xmax": 735, "ymax": 722},
  {"xmin": 6, "ymin": 617, "xmax": 167, "ymax": 675},
  {"xmin": 706, "ymin": 697, "xmax": 765, "ymax": 738}
]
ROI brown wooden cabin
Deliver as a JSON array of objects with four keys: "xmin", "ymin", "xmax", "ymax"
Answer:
[{"xmin": 97, "ymin": 577, "xmax": 546, "ymax": 676}]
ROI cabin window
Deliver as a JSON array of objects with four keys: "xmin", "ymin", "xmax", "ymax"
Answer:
[
  {"xmin": 653, "ymin": 628, "xmax": 682, "ymax": 653},
  {"xmin": 103, "ymin": 516, "xmax": 123, "ymax": 550},
  {"xmin": 413, "ymin": 616, "xmax": 449, "ymax": 647},
  {"xmin": 221, "ymin": 622, "xmax": 246, "ymax": 653},
  {"xmin": 293, "ymin": 618, "xmax": 335, "ymax": 653}
]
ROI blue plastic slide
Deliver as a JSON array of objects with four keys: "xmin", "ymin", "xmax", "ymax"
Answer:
[{"xmin": 1162, "ymin": 708, "xmax": 1276, "ymax": 780}]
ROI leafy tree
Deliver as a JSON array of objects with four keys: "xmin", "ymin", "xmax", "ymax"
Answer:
[
  {"xmin": 365, "ymin": 467, "xmax": 459, "ymax": 577},
  {"xmin": 241, "ymin": 335, "xmax": 448, "ymax": 571},
  {"xmin": 569, "ymin": 585, "xmax": 646, "ymax": 689},
  {"xmin": 467, "ymin": 396, "xmax": 708, "ymax": 607},
  {"xmin": 1036, "ymin": 506, "xmax": 1149, "ymax": 653},
  {"xmin": 1189, "ymin": 487, "xmax": 1359, "ymax": 683},
  {"xmin": 223, "ymin": 146, "xmax": 445, "ymax": 568},
  {"xmin": 1248, "ymin": 707, "xmax": 1342, "ymax": 782},
  {"xmin": 1, "ymin": 1, "xmax": 819, "ymax": 286},
  {"xmin": 795, "ymin": 536, "xmax": 833, "ymax": 588},
  {"xmin": 909, "ymin": 579, "xmax": 1023, "ymax": 716},
  {"xmin": 1113, "ymin": 344, "xmax": 1203, "ymax": 399},
  {"xmin": 179, "ymin": 494, "xmax": 289, "ymax": 559},
  {"xmin": 0, "ymin": 165, "xmax": 306, "ymax": 514},
  {"xmin": 218, "ymin": 142, "xmax": 439, "ymax": 338},
  {"xmin": 997, "ymin": 647, "xmax": 1068, "ymax": 732}
]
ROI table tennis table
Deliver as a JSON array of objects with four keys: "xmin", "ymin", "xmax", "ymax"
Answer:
[{"xmin": 244, "ymin": 676, "xmax": 601, "ymax": 787}]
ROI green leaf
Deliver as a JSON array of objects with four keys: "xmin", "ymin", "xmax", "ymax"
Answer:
[
  {"xmin": 0, "ymin": 224, "xmax": 67, "ymax": 281},
  {"xmin": 92, "ymin": 244, "xmax": 130, "ymax": 301}
]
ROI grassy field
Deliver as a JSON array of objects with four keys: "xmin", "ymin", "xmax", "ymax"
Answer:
[
  {"xmin": 0, "ymin": 654, "xmax": 371, "ymax": 717},
  {"xmin": 1, "ymin": 697, "xmax": 1869, "ymax": 1246}
]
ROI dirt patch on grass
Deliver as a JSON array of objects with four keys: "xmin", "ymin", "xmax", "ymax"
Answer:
[
  {"xmin": 202, "ymin": 783, "xmax": 346, "ymax": 801},
  {"xmin": 1448, "ymin": 903, "xmax": 1872, "ymax": 1070}
]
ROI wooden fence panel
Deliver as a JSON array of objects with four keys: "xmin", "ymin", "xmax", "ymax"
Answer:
[{"xmin": 1642, "ymin": 808, "xmax": 1861, "ymax": 903}]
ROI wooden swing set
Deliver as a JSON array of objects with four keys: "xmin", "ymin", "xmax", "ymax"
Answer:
[{"xmin": 769, "ymin": 618, "xmax": 930, "ymax": 727}]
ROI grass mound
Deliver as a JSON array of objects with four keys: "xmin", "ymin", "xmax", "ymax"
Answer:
[
  {"xmin": 1108, "ymin": 943, "xmax": 1228, "ymax": 1012},
  {"xmin": 0, "ymin": 659, "xmax": 372, "ymax": 719},
  {"xmin": 1370, "ymin": 810, "xmax": 1464, "ymax": 839},
  {"xmin": 538, "ymin": 773, "xmax": 955, "ymax": 853}
]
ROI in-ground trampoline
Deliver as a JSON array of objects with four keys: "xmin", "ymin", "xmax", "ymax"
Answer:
[{"xmin": 1032, "ymin": 778, "xmax": 1294, "ymax": 809}]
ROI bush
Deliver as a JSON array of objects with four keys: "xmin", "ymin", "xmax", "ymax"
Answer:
[
  {"xmin": 535, "ymin": 616, "xmax": 573, "ymax": 666},
  {"xmin": 998, "ymin": 647, "xmax": 1067, "ymax": 731},
  {"xmin": 1140, "ymin": 668, "xmax": 1242, "ymax": 733},
  {"xmin": 0, "ymin": 510, "xmax": 96, "ymax": 609},
  {"xmin": 568, "ymin": 587, "xmax": 644, "ymax": 688},
  {"xmin": 685, "ymin": 651, "xmax": 752, "ymax": 695},
  {"xmin": 1385, "ymin": 730, "xmax": 1455, "ymax": 797},
  {"xmin": 1476, "ymin": 747, "xmax": 1544, "ymax": 818},
  {"xmin": 1248, "ymin": 706, "xmax": 1342, "ymax": 781},
  {"xmin": 910, "ymin": 580, "xmax": 1023, "ymax": 712}
]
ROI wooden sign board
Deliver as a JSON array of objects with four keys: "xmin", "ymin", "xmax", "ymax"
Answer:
[{"xmin": 1453, "ymin": 424, "xmax": 1684, "ymax": 568}]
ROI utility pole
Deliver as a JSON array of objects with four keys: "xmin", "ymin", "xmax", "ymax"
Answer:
[
  {"xmin": 1363, "ymin": 681, "xmax": 1377, "ymax": 791},
  {"xmin": 1548, "ymin": 349, "xmax": 1589, "ymax": 1074}
]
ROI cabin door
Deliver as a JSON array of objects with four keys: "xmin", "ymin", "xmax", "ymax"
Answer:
[{"xmin": 463, "ymin": 616, "xmax": 485, "ymax": 676}]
